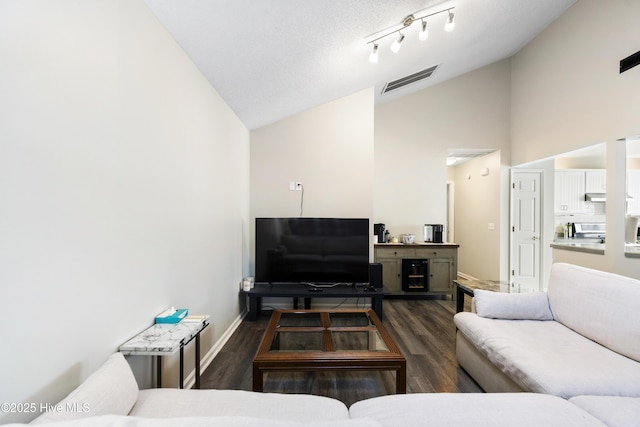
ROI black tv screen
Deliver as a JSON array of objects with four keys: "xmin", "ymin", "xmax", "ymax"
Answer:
[{"xmin": 255, "ymin": 218, "xmax": 370, "ymax": 284}]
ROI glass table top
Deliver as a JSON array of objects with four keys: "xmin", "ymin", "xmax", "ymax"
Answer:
[
  {"xmin": 277, "ymin": 311, "xmax": 372, "ymax": 327},
  {"xmin": 265, "ymin": 310, "xmax": 390, "ymax": 353}
]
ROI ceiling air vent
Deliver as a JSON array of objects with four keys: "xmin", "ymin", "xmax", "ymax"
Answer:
[{"xmin": 382, "ymin": 64, "xmax": 439, "ymax": 94}]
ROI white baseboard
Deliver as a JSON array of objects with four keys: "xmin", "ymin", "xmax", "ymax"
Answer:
[{"xmin": 183, "ymin": 309, "xmax": 247, "ymax": 389}]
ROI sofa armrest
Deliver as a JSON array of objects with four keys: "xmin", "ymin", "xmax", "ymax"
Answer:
[
  {"xmin": 474, "ymin": 290, "xmax": 553, "ymax": 320},
  {"xmin": 31, "ymin": 353, "xmax": 138, "ymax": 424}
]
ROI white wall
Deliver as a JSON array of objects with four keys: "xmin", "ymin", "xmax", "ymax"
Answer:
[
  {"xmin": 511, "ymin": 0, "xmax": 640, "ymax": 162},
  {"xmin": 250, "ymin": 88, "xmax": 374, "ymax": 227},
  {"xmin": 451, "ymin": 151, "xmax": 503, "ymax": 279},
  {"xmin": 510, "ymin": 0, "xmax": 640, "ymax": 279},
  {"xmin": 0, "ymin": 1, "xmax": 249, "ymax": 423},
  {"xmin": 374, "ymin": 60, "xmax": 511, "ymax": 278}
]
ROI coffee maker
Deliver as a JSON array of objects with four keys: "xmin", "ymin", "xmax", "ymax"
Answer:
[
  {"xmin": 374, "ymin": 223, "xmax": 386, "ymax": 243},
  {"xmin": 424, "ymin": 224, "xmax": 443, "ymax": 243}
]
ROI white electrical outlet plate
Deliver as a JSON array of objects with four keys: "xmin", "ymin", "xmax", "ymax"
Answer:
[
  {"xmin": 295, "ymin": 182, "xmax": 302, "ymax": 191},
  {"xmin": 289, "ymin": 181, "xmax": 295, "ymax": 191}
]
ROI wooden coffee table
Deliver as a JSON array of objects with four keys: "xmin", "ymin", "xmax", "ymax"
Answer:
[{"xmin": 252, "ymin": 309, "xmax": 406, "ymax": 394}]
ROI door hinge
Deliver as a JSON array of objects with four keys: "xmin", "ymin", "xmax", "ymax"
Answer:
[{"xmin": 511, "ymin": 270, "xmax": 515, "ymax": 276}]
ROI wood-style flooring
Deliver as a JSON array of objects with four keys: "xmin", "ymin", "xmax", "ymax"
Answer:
[{"xmin": 200, "ymin": 298, "xmax": 483, "ymax": 406}]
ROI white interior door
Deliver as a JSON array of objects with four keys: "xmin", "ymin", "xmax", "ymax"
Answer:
[{"xmin": 510, "ymin": 170, "xmax": 542, "ymax": 292}]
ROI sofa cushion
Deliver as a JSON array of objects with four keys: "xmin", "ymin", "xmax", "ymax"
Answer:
[
  {"xmin": 131, "ymin": 389, "xmax": 350, "ymax": 422},
  {"xmin": 31, "ymin": 353, "xmax": 138, "ymax": 424},
  {"xmin": 569, "ymin": 395, "xmax": 640, "ymax": 427},
  {"xmin": 547, "ymin": 263, "xmax": 640, "ymax": 362},
  {"xmin": 349, "ymin": 393, "xmax": 606, "ymax": 427},
  {"xmin": 21, "ymin": 414, "xmax": 382, "ymax": 427},
  {"xmin": 473, "ymin": 290, "xmax": 553, "ymax": 320},
  {"xmin": 454, "ymin": 312, "xmax": 640, "ymax": 398}
]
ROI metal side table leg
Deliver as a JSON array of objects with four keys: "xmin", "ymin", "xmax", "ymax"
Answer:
[
  {"xmin": 195, "ymin": 333, "xmax": 201, "ymax": 389},
  {"xmin": 179, "ymin": 346, "xmax": 184, "ymax": 389},
  {"xmin": 156, "ymin": 356, "xmax": 162, "ymax": 388}
]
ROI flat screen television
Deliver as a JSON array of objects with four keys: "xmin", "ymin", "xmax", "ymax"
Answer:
[{"xmin": 255, "ymin": 217, "xmax": 370, "ymax": 284}]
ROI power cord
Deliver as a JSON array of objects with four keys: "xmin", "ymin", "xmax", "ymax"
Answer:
[{"xmin": 299, "ymin": 183, "xmax": 304, "ymax": 216}]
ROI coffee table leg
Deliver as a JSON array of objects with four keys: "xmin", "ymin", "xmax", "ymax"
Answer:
[
  {"xmin": 396, "ymin": 363, "xmax": 407, "ymax": 393},
  {"xmin": 252, "ymin": 364, "xmax": 263, "ymax": 392}
]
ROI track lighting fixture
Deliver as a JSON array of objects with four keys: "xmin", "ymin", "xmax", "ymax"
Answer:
[{"xmin": 365, "ymin": 6, "xmax": 455, "ymax": 63}]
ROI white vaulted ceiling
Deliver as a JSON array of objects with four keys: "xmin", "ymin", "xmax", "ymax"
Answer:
[{"xmin": 144, "ymin": 0, "xmax": 576, "ymax": 130}]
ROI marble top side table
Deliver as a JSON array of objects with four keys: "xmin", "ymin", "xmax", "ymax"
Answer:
[{"xmin": 120, "ymin": 316, "xmax": 210, "ymax": 389}]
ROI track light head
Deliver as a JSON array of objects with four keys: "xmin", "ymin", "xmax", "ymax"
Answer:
[
  {"xmin": 419, "ymin": 20, "xmax": 429, "ymax": 41},
  {"xmin": 390, "ymin": 33, "xmax": 405, "ymax": 53},
  {"xmin": 369, "ymin": 43, "xmax": 379, "ymax": 63},
  {"xmin": 445, "ymin": 10, "xmax": 455, "ymax": 32}
]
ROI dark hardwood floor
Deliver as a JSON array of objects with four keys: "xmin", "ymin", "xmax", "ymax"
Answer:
[{"xmin": 200, "ymin": 298, "xmax": 482, "ymax": 406}]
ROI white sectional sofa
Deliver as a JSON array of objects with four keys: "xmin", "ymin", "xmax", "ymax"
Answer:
[
  {"xmin": 6, "ymin": 263, "xmax": 640, "ymax": 426},
  {"xmin": 453, "ymin": 263, "xmax": 640, "ymax": 425},
  {"xmin": 2, "ymin": 350, "xmax": 632, "ymax": 427},
  {"xmin": 454, "ymin": 263, "xmax": 640, "ymax": 398}
]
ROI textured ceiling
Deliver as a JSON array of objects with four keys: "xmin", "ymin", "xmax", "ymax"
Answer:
[{"xmin": 144, "ymin": 0, "xmax": 576, "ymax": 130}]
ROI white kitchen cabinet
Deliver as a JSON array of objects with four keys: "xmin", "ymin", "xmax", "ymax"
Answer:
[
  {"xmin": 555, "ymin": 170, "xmax": 587, "ymax": 214},
  {"xmin": 555, "ymin": 169, "xmax": 606, "ymax": 214},
  {"xmin": 627, "ymin": 170, "xmax": 640, "ymax": 215},
  {"xmin": 585, "ymin": 170, "xmax": 606, "ymax": 192}
]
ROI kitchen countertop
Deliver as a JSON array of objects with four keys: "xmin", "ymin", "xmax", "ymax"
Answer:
[
  {"xmin": 551, "ymin": 241, "xmax": 640, "ymax": 257},
  {"xmin": 625, "ymin": 244, "xmax": 640, "ymax": 258},
  {"xmin": 551, "ymin": 239, "xmax": 605, "ymax": 255}
]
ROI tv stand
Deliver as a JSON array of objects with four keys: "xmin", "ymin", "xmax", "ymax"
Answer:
[{"xmin": 243, "ymin": 282, "xmax": 388, "ymax": 321}]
